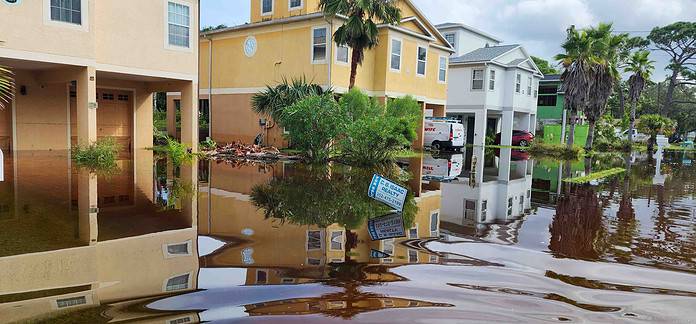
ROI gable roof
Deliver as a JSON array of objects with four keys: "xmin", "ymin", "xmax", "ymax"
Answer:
[
  {"xmin": 435, "ymin": 22, "xmax": 503, "ymax": 43},
  {"xmin": 450, "ymin": 44, "xmax": 520, "ymax": 63},
  {"xmin": 399, "ymin": 0, "xmax": 455, "ymax": 52}
]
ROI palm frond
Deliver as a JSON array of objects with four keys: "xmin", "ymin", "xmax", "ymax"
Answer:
[{"xmin": 0, "ymin": 66, "xmax": 15, "ymax": 110}]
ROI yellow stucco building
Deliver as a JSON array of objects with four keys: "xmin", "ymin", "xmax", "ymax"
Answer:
[
  {"xmin": 0, "ymin": 0, "xmax": 201, "ymax": 154},
  {"xmin": 187, "ymin": 0, "xmax": 454, "ymax": 148}
]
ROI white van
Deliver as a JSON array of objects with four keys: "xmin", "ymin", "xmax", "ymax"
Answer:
[
  {"xmin": 422, "ymin": 153, "xmax": 464, "ymax": 181},
  {"xmin": 424, "ymin": 118, "xmax": 465, "ymax": 151}
]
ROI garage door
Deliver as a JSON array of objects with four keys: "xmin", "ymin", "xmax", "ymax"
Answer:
[{"xmin": 70, "ymin": 89, "xmax": 133, "ymax": 155}]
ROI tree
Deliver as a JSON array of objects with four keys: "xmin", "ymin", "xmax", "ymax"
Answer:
[
  {"xmin": 319, "ymin": 0, "xmax": 402, "ymax": 89},
  {"xmin": 625, "ymin": 50, "xmax": 655, "ymax": 144},
  {"xmin": 555, "ymin": 25, "xmax": 600, "ymax": 149},
  {"xmin": 531, "ymin": 56, "xmax": 559, "ymax": 75},
  {"xmin": 279, "ymin": 94, "xmax": 346, "ymax": 162},
  {"xmin": 0, "ymin": 65, "xmax": 14, "ymax": 110},
  {"xmin": 648, "ymin": 22, "xmax": 696, "ymax": 114},
  {"xmin": 200, "ymin": 24, "xmax": 228, "ymax": 33},
  {"xmin": 637, "ymin": 114, "xmax": 675, "ymax": 151},
  {"xmin": 251, "ymin": 77, "xmax": 330, "ymax": 123},
  {"xmin": 584, "ymin": 23, "xmax": 626, "ymax": 151}
]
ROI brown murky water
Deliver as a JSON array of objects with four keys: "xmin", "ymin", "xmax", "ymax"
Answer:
[{"xmin": 1, "ymin": 148, "xmax": 695, "ymax": 323}]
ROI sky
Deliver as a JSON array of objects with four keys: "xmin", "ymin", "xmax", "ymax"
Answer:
[{"xmin": 201, "ymin": 0, "xmax": 696, "ymax": 80}]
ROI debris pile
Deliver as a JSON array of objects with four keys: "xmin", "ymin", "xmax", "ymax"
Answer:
[{"xmin": 207, "ymin": 142, "xmax": 299, "ymax": 161}]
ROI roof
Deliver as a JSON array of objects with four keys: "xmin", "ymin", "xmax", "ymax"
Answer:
[
  {"xmin": 450, "ymin": 44, "xmax": 520, "ymax": 63},
  {"xmin": 201, "ymin": 12, "xmax": 325, "ymax": 36},
  {"xmin": 541, "ymin": 74, "xmax": 562, "ymax": 82},
  {"xmin": 435, "ymin": 22, "xmax": 503, "ymax": 43}
]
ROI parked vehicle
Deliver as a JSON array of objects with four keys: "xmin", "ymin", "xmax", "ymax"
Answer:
[
  {"xmin": 422, "ymin": 153, "xmax": 464, "ymax": 181},
  {"xmin": 617, "ymin": 129, "xmax": 649, "ymax": 143},
  {"xmin": 494, "ymin": 130, "xmax": 535, "ymax": 146},
  {"xmin": 424, "ymin": 118, "xmax": 465, "ymax": 151}
]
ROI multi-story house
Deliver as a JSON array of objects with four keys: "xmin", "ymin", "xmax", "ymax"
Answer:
[
  {"xmin": 437, "ymin": 23, "xmax": 543, "ymax": 146},
  {"xmin": 187, "ymin": 0, "xmax": 454, "ymax": 148},
  {"xmin": 0, "ymin": 0, "xmax": 200, "ymax": 153}
]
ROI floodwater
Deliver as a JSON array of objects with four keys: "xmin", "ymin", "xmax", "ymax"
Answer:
[{"xmin": 1, "ymin": 148, "xmax": 695, "ymax": 323}]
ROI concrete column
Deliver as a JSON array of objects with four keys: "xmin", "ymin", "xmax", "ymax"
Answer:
[
  {"xmin": 473, "ymin": 109, "xmax": 488, "ymax": 146},
  {"xmin": 180, "ymin": 82, "xmax": 199, "ymax": 152},
  {"xmin": 78, "ymin": 170, "xmax": 98, "ymax": 245},
  {"xmin": 167, "ymin": 96, "xmax": 177, "ymax": 138},
  {"xmin": 500, "ymin": 111, "xmax": 514, "ymax": 146},
  {"xmin": 77, "ymin": 66, "xmax": 97, "ymax": 146},
  {"xmin": 530, "ymin": 114, "xmax": 537, "ymax": 134},
  {"xmin": 497, "ymin": 148, "xmax": 512, "ymax": 182},
  {"xmin": 135, "ymin": 91, "xmax": 154, "ymax": 150}
]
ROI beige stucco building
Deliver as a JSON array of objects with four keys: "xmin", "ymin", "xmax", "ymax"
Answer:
[{"xmin": 0, "ymin": 0, "xmax": 200, "ymax": 154}]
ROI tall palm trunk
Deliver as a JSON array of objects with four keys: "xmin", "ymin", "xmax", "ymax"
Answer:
[
  {"xmin": 567, "ymin": 110, "xmax": 577, "ymax": 148},
  {"xmin": 628, "ymin": 101, "xmax": 636, "ymax": 144},
  {"xmin": 585, "ymin": 120, "xmax": 596, "ymax": 151},
  {"xmin": 617, "ymin": 84, "xmax": 625, "ymax": 118},
  {"xmin": 663, "ymin": 70, "xmax": 679, "ymax": 115},
  {"xmin": 349, "ymin": 47, "xmax": 361, "ymax": 89}
]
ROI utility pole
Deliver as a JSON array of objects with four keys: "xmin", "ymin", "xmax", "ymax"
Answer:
[{"xmin": 657, "ymin": 82, "xmax": 661, "ymax": 115}]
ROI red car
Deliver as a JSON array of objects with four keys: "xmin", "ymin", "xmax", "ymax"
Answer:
[{"xmin": 495, "ymin": 130, "xmax": 535, "ymax": 146}]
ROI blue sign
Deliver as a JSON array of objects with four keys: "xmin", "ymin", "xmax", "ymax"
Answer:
[
  {"xmin": 368, "ymin": 174, "xmax": 408, "ymax": 212},
  {"xmin": 368, "ymin": 213, "xmax": 406, "ymax": 241}
]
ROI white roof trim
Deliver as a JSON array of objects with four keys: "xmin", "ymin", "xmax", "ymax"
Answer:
[
  {"xmin": 402, "ymin": 0, "xmax": 455, "ymax": 52},
  {"xmin": 435, "ymin": 23, "xmax": 503, "ymax": 43}
]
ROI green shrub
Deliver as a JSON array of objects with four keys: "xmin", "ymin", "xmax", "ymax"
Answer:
[
  {"xmin": 152, "ymin": 132, "xmax": 195, "ymax": 166},
  {"xmin": 200, "ymin": 138, "xmax": 217, "ymax": 151},
  {"xmin": 279, "ymin": 94, "xmax": 346, "ymax": 163},
  {"xmin": 72, "ymin": 137, "xmax": 119, "ymax": 171},
  {"xmin": 637, "ymin": 114, "xmax": 676, "ymax": 151}
]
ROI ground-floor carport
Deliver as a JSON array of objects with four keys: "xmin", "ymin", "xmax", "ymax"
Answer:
[{"xmin": 447, "ymin": 108, "xmax": 537, "ymax": 146}]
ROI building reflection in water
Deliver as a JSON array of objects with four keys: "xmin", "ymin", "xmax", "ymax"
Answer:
[
  {"xmin": 438, "ymin": 147, "xmax": 534, "ymax": 244},
  {"xmin": 0, "ymin": 150, "xmax": 200, "ymax": 323}
]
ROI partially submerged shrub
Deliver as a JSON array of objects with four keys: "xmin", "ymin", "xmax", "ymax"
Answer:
[
  {"xmin": 152, "ymin": 132, "xmax": 195, "ymax": 166},
  {"xmin": 200, "ymin": 138, "xmax": 217, "ymax": 151},
  {"xmin": 72, "ymin": 137, "xmax": 119, "ymax": 172}
]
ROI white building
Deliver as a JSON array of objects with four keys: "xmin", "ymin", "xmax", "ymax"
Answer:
[{"xmin": 437, "ymin": 23, "xmax": 543, "ymax": 146}]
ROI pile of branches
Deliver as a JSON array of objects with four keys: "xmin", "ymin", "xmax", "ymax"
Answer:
[{"xmin": 211, "ymin": 142, "xmax": 298, "ymax": 161}]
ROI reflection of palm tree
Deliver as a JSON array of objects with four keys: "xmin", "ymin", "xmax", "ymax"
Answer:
[{"xmin": 549, "ymin": 185, "xmax": 605, "ymax": 260}]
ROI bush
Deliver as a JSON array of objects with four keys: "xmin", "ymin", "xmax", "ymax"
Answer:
[
  {"xmin": 200, "ymin": 138, "xmax": 217, "ymax": 151},
  {"xmin": 338, "ymin": 89, "xmax": 422, "ymax": 165},
  {"xmin": 152, "ymin": 132, "xmax": 195, "ymax": 166},
  {"xmin": 72, "ymin": 137, "xmax": 119, "ymax": 171},
  {"xmin": 279, "ymin": 94, "xmax": 346, "ymax": 163},
  {"xmin": 637, "ymin": 114, "xmax": 676, "ymax": 151}
]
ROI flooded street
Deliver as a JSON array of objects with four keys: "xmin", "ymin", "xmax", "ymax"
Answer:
[{"xmin": 1, "ymin": 148, "xmax": 696, "ymax": 323}]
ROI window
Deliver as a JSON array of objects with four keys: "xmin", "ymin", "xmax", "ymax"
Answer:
[
  {"xmin": 166, "ymin": 274, "xmax": 190, "ymax": 291},
  {"xmin": 168, "ymin": 1, "xmax": 191, "ymax": 48},
  {"xmin": 444, "ymin": 33, "xmax": 456, "ymax": 47},
  {"xmin": 281, "ymin": 278, "xmax": 296, "ymax": 284},
  {"xmin": 56, "ymin": 296, "xmax": 86, "ymax": 308},
  {"xmin": 507, "ymin": 198, "xmax": 513, "ymax": 216},
  {"xmin": 489, "ymin": 70, "xmax": 496, "ymax": 90},
  {"xmin": 307, "ymin": 230, "xmax": 322, "ymax": 250},
  {"xmin": 408, "ymin": 249, "xmax": 418, "ymax": 263},
  {"xmin": 534, "ymin": 89, "xmax": 538, "ymax": 97},
  {"xmin": 312, "ymin": 27, "xmax": 328, "ymax": 63},
  {"xmin": 167, "ymin": 242, "xmax": 190, "ymax": 255},
  {"xmin": 330, "ymin": 231, "xmax": 344, "ymax": 251},
  {"xmin": 50, "ymin": 0, "xmax": 82, "ymax": 25},
  {"xmin": 438, "ymin": 56, "xmax": 447, "ymax": 82},
  {"xmin": 382, "ymin": 239, "xmax": 394, "ymax": 255},
  {"xmin": 390, "ymin": 39, "xmax": 402, "ymax": 71},
  {"xmin": 430, "ymin": 212, "xmax": 439, "ymax": 233},
  {"xmin": 515, "ymin": 74, "xmax": 522, "ymax": 93},
  {"xmin": 256, "ymin": 270, "xmax": 268, "ymax": 284},
  {"xmin": 336, "ymin": 44, "xmax": 349, "ymax": 64},
  {"xmin": 472, "ymin": 69, "xmax": 484, "ymax": 90},
  {"xmin": 289, "ymin": 0, "xmax": 302, "ymax": 9},
  {"xmin": 307, "ymin": 258, "xmax": 322, "ymax": 266},
  {"xmin": 481, "ymin": 200, "xmax": 488, "ymax": 221},
  {"xmin": 519, "ymin": 194, "xmax": 525, "ymax": 211},
  {"xmin": 465, "ymin": 200, "xmax": 476, "ymax": 221},
  {"xmin": 527, "ymin": 76, "xmax": 532, "ymax": 96},
  {"xmin": 409, "ymin": 227, "xmax": 418, "ymax": 239},
  {"xmin": 539, "ymin": 85, "xmax": 558, "ymax": 94},
  {"xmin": 170, "ymin": 317, "xmax": 192, "ymax": 324},
  {"xmin": 261, "ymin": 0, "xmax": 273, "ymax": 15},
  {"xmin": 416, "ymin": 46, "xmax": 427, "ymax": 76}
]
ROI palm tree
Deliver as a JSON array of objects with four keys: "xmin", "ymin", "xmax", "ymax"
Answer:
[
  {"xmin": 625, "ymin": 50, "xmax": 655, "ymax": 144},
  {"xmin": 251, "ymin": 77, "xmax": 330, "ymax": 123},
  {"xmin": 0, "ymin": 65, "xmax": 14, "ymax": 110},
  {"xmin": 584, "ymin": 23, "xmax": 626, "ymax": 151},
  {"xmin": 555, "ymin": 26, "xmax": 599, "ymax": 149},
  {"xmin": 319, "ymin": 0, "xmax": 402, "ymax": 89}
]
